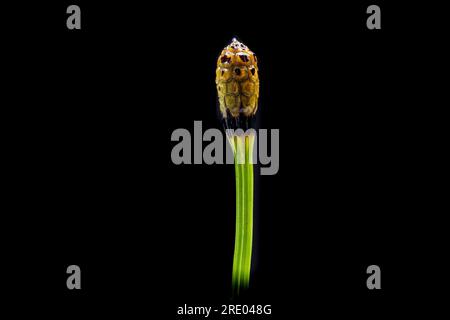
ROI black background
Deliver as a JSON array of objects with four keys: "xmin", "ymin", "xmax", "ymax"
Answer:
[{"xmin": 4, "ymin": 1, "xmax": 447, "ymax": 318}]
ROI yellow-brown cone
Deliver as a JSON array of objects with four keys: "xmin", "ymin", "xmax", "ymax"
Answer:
[{"xmin": 216, "ymin": 38, "xmax": 259, "ymax": 119}]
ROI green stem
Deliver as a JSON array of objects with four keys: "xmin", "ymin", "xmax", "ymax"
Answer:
[
  {"xmin": 232, "ymin": 141, "xmax": 244, "ymax": 297},
  {"xmin": 231, "ymin": 135, "xmax": 254, "ymax": 298}
]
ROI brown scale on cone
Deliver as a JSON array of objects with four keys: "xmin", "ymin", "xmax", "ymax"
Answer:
[{"xmin": 216, "ymin": 38, "xmax": 259, "ymax": 119}]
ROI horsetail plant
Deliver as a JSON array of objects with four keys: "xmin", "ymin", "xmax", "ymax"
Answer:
[{"xmin": 215, "ymin": 38, "xmax": 259, "ymax": 298}]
